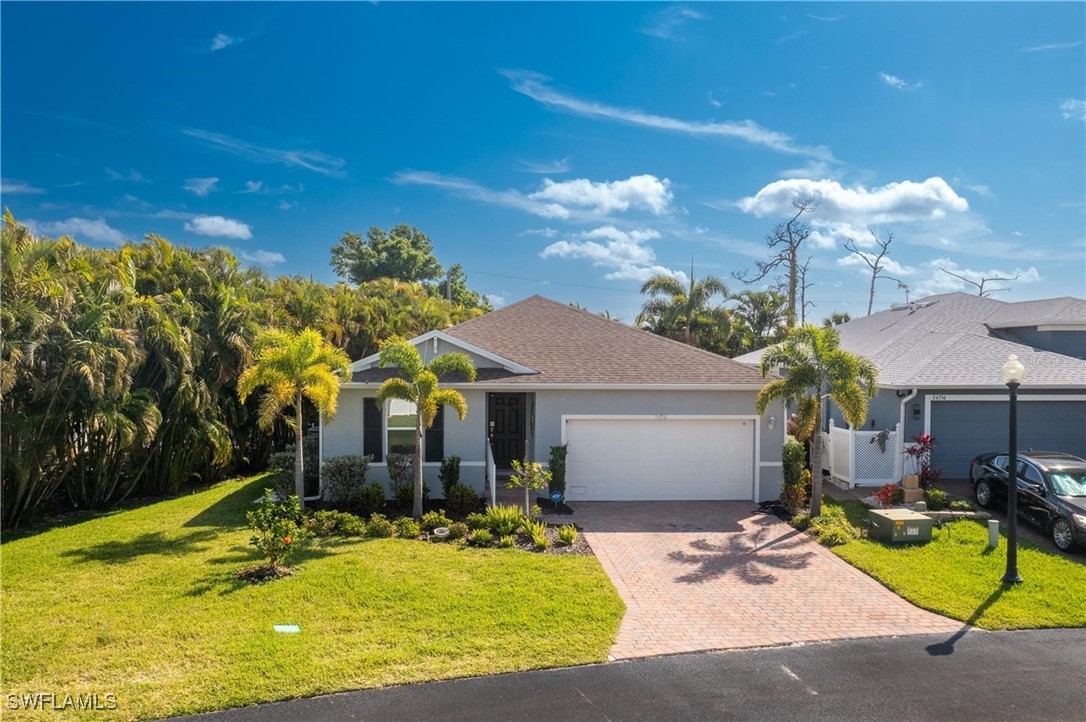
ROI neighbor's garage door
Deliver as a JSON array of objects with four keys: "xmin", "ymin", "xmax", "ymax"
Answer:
[
  {"xmin": 930, "ymin": 400, "xmax": 1086, "ymax": 479},
  {"xmin": 564, "ymin": 417, "xmax": 755, "ymax": 501}
]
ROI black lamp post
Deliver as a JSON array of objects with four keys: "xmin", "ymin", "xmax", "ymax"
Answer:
[{"xmin": 1001, "ymin": 354, "xmax": 1025, "ymax": 585}]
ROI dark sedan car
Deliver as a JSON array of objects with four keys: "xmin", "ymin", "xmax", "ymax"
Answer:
[{"xmin": 969, "ymin": 451, "xmax": 1086, "ymax": 552}]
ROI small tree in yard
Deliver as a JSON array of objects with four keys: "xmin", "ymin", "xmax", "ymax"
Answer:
[
  {"xmin": 376, "ymin": 337, "xmax": 476, "ymax": 519},
  {"xmin": 238, "ymin": 329, "xmax": 351, "ymax": 509},
  {"xmin": 245, "ymin": 490, "xmax": 307, "ymax": 576},
  {"xmin": 508, "ymin": 460, "xmax": 551, "ymax": 516},
  {"xmin": 755, "ymin": 325, "xmax": 878, "ymax": 517}
]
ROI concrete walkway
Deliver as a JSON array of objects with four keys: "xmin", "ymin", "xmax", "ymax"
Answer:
[{"xmin": 571, "ymin": 502, "xmax": 961, "ymax": 660}]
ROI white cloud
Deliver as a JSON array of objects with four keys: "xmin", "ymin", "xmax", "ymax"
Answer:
[
  {"xmin": 486, "ymin": 293, "xmax": 508, "ymax": 308},
  {"xmin": 184, "ymin": 215, "xmax": 253, "ymax": 240},
  {"xmin": 211, "ymin": 33, "xmax": 236, "ymax": 52},
  {"xmin": 912, "ymin": 259, "xmax": 1042, "ymax": 297},
  {"xmin": 807, "ymin": 13, "xmax": 843, "ymax": 21},
  {"xmin": 529, "ymin": 175, "xmax": 673, "ymax": 216},
  {"xmin": 277, "ymin": 200, "xmax": 298, "ymax": 211},
  {"xmin": 1, "ymin": 179, "xmax": 45, "ymax": 194},
  {"xmin": 238, "ymin": 249, "xmax": 285, "ymax": 266},
  {"xmin": 964, "ymin": 183, "xmax": 993, "ymax": 198},
  {"xmin": 105, "ymin": 167, "xmax": 148, "ymax": 183},
  {"xmin": 539, "ymin": 226, "xmax": 686, "ymax": 283},
  {"xmin": 837, "ymin": 253, "xmax": 916, "ymax": 277},
  {"xmin": 182, "ymin": 128, "xmax": 346, "ymax": 177},
  {"xmin": 394, "ymin": 171, "xmax": 671, "ymax": 220},
  {"xmin": 1060, "ymin": 98, "xmax": 1086, "ymax": 121},
  {"xmin": 707, "ymin": 92, "xmax": 722, "ymax": 108},
  {"xmin": 27, "ymin": 217, "xmax": 125, "ymax": 244},
  {"xmin": 879, "ymin": 72, "xmax": 922, "ymax": 91},
  {"xmin": 239, "ymin": 180, "xmax": 303, "ymax": 194},
  {"xmin": 500, "ymin": 69, "xmax": 834, "ymax": 161},
  {"xmin": 182, "ymin": 177, "xmax": 220, "ymax": 197},
  {"xmin": 638, "ymin": 5, "xmax": 708, "ymax": 39},
  {"xmin": 738, "ymin": 177, "xmax": 969, "ymax": 224},
  {"xmin": 778, "ymin": 159, "xmax": 838, "ymax": 180},
  {"xmin": 519, "ymin": 227, "xmax": 558, "ymax": 238},
  {"xmin": 518, "ymin": 156, "xmax": 572, "ymax": 174},
  {"xmin": 1022, "ymin": 40, "xmax": 1082, "ymax": 52}
]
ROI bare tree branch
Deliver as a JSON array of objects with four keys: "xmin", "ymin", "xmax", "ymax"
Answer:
[
  {"xmin": 844, "ymin": 228, "xmax": 896, "ymax": 315},
  {"xmin": 733, "ymin": 198, "xmax": 816, "ymax": 328},
  {"xmin": 939, "ymin": 267, "xmax": 1020, "ymax": 297}
]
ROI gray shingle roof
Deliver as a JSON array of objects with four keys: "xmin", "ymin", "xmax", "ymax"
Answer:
[
  {"xmin": 734, "ymin": 292, "xmax": 1086, "ymax": 389},
  {"xmin": 353, "ymin": 295, "xmax": 768, "ymax": 386}
]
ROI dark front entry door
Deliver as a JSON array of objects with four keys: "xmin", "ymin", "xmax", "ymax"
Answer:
[{"xmin": 488, "ymin": 393, "xmax": 526, "ymax": 469}]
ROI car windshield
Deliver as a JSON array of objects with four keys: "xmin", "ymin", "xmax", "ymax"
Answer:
[{"xmin": 1048, "ymin": 471, "xmax": 1086, "ymax": 497}]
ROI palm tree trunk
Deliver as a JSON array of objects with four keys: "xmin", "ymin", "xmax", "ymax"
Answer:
[
  {"xmin": 810, "ymin": 391, "xmax": 823, "ymax": 517},
  {"xmin": 413, "ymin": 415, "xmax": 424, "ymax": 519},
  {"xmin": 294, "ymin": 394, "xmax": 305, "ymax": 509}
]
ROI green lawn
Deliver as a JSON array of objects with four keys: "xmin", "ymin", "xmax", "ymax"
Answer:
[
  {"xmin": 825, "ymin": 499, "xmax": 1086, "ymax": 630},
  {"xmin": 1, "ymin": 475, "xmax": 624, "ymax": 721}
]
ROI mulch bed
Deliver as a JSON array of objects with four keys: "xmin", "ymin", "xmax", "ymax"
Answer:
[{"xmin": 235, "ymin": 563, "xmax": 297, "ymax": 583}]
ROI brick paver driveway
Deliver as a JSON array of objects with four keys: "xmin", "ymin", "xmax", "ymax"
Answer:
[{"xmin": 573, "ymin": 502, "xmax": 961, "ymax": 660}]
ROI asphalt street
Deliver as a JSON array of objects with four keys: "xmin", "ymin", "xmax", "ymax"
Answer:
[{"xmin": 182, "ymin": 628, "xmax": 1086, "ymax": 722}]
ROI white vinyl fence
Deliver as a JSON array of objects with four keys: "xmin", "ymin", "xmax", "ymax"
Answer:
[{"xmin": 821, "ymin": 419, "xmax": 906, "ymax": 488}]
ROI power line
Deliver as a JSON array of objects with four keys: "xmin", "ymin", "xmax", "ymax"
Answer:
[{"xmin": 462, "ymin": 268, "xmax": 645, "ymax": 294}]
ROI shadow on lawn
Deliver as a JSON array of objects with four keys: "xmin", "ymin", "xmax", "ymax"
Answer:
[
  {"xmin": 60, "ymin": 528, "xmax": 221, "ymax": 564},
  {"xmin": 667, "ymin": 516, "xmax": 816, "ymax": 585},
  {"xmin": 184, "ymin": 477, "xmax": 270, "ymax": 528},
  {"xmin": 925, "ymin": 585, "xmax": 1006, "ymax": 656},
  {"xmin": 188, "ymin": 542, "xmax": 344, "ymax": 596}
]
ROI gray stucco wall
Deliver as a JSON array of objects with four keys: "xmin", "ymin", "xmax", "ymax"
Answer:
[
  {"xmin": 826, "ymin": 388, "xmax": 904, "ymax": 434},
  {"xmin": 1000, "ymin": 327, "xmax": 1086, "ymax": 360},
  {"xmin": 322, "ymin": 386, "xmax": 785, "ymax": 502}
]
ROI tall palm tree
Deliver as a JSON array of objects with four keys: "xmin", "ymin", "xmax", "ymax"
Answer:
[
  {"xmin": 375, "ymin": 337, "xmax": 476, "ymax": 518},
  {"xmin": 731, "ymin": 289, "xmax": 788, "ymax": 352},
  {"xmin": 754, "ymin": 325, "xmax": 878, "ymax": 517},
  {"xmin": 238, "ymin": 329, "xmax": 351, "ymax": 507},
  {"xmin": 636, "ymin": 272, "xmax": 730, "ymax": 350}
]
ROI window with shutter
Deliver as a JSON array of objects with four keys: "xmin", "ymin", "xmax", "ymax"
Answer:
[
  {"xmin": 363, "ymin": 398, "xmax": 383, "ymax": 462},
  {"xmin": 424, "ymin": 406, "xmax": 444, "ymax": 462}
]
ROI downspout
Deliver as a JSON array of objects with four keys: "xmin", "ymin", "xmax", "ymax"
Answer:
[{"xmin": 898, "ymin": 389, "xmax": 918, "ymax": 479}]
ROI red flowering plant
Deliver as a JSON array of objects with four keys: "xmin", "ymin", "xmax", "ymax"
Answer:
[
  {"xmin": 905, "ymin": 433, "xmax": 944, "ymax": 489},
  {"xmin": 874, "ymin": 483, "xmax": 904, "ymax": 508},
  {"xmin": 245, "ymin": 489, "xmax": 307, "ymax": 571}
]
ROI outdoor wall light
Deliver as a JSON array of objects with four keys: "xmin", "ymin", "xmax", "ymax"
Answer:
[
  {"xmin": 913, "ymin": 403, "xmax": 921, "ymax": 420},
  {"xmin": 767, "ymin": 413, "xmax": 776, "ymax": 431}
]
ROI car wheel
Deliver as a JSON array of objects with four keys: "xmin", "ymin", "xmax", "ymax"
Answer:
[
  {"xmin": 974, "ymin": 479, "xmax": 993, "ymax": 509},
  {"xmin": 1051, "ymin": 518, "xmax": 1075, "ymax": 552}
]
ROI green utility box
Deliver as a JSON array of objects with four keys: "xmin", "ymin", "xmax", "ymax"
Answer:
[{"xmin": 868, "ymin": 509, "xmax": 934, "ymax": 543}]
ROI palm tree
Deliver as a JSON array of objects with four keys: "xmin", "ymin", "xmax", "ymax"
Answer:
[
  {"xmin": 754, "ymin": 325, "xmax": 878, "ymax": 517},
  {"xmin": 731, "ymin": 289, "xmax": 787, "ymax": 352},
  {"xmin": 375, "ymin": 337, "xmax": 476, "ymax": 518},
  {"xmin": 237, "ymin": 329, "xmax": 351, "ymax": 507},
  {"xmin": 636, "ymin": 272, "xmax": 730, "ymax": 350}
]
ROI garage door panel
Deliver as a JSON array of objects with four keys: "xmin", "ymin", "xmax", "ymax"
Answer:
[
  {"xmin": 931, "ymin": 400, "xmax": 1086, "ymax": 477},
  {"xmin": 565, "ymin": 417, "xmax": 754, "ymax": 501}
]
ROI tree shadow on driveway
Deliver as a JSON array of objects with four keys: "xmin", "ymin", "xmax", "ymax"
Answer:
[{"xmin": 666, "ymin": 526, "xmax": 816, "ymax": 585}]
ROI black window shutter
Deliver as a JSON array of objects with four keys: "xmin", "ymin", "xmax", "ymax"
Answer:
[
  {"xmin": 424, "ymin": 406, "xmax": 444, "ymax": 463},
  {"xmin": 363, "ymin": 398, "xmax": 383, "ymax": 463}
]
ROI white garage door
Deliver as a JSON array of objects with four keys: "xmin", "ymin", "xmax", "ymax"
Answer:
[{"xmin": 564, "ymin": 417, "xmax": 755, "ymax": 501}]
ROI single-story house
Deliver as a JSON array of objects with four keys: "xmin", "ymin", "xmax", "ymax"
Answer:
[
  {"xmin": 321, "ymin": 295, "xmax": 784, "ymax": 502},
  {"xmin": 735, "ymin": 292, "xmax": 1086, "ymax": 480}
]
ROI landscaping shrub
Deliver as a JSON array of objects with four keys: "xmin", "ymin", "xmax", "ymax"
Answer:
[
  {"xmin": 808, "ymin": 506, "xmax": 859, "ymax": 547},
  {"xmin": 267, "ymin": 450, "xmax": 294, "ymax": 474},
  {"xmin": 779, "ymin": 437, "xmax": 809, "ymax": 514},
  {"xmin": 446, "ymin": 521, "xmax": 469, "ymax": 541},
  {"xmin": 263, "ymin": 470, "xmax": 295, "ymax": 499},
  {"xmin": 445, "ymin": 482, "xmax": 480, "ymax": 516},
  {"xmin": 548, "ymin": 444, "xmax": 569, "ymax": 496},
  {"xmin": 464, "ymin": 512, "xmax": 488, "ymax": 531},
  {"xmin": 924, "ymin": 487, "xmax": 951, "ymax": 511},
  {"xmin": 906, "ymin": 433, "xmax": 944, "ymax": 489},
  {"xmin": 385, "ymin": 452, "xmax": 414, "ymax": 499},
  {"xmin": 557, "ymin": 524, "xmax": 577, "ymax": 546},
  {"xmin": 246, "ymin": 490, "xmax": 307, "ymax": 568},
  {"xmin": 420, "ymin": 509, "xmax": 453, "ymax": 532},
  {"xmin": 355, "ymin": 481, "xmax": 386, "ymax": 517},
  {"xmin": 306, "ymin": 510, "xmax": 366, "ymax": 538},
  {"xmin": 507, "ymin": 460, "xmax": 551, "ymax": 516},
  {"xmin": 949, "ymin": 499, "xmax": 974, "ymax": 512},
  {"xmin": 438, "ymin": 455, "xmax": 461, "ymax": 497},
  {"xmin": 498, "ymin": 534, "xmax": 516, "ymax": 549},
  {"xmin": 393, "ymin": 516, "xmax": 422, "ymax": 539},
  {"xmin": 875, "ymin": 483, "xmax": 903, "ymax": 509},
  {"xmin": 483, "ymin": 504, "xmax": 524, "ymax": 536},
  {"xmin": 791, "ymin": 512, "xmax": 811, "ymax": 531},
  {"xmin": 322, "ymin": 454, "xmax": 372, "ymax": 508},
  {"xmin": 467, "ymin": 528, "xmax": 494, "ymax": 547},
  {"xmin": 393, "ymin": 478, "xmax": 428, "ymax": 511},
  {"xmin": 364, "ymin": 513, "xmax": 395, "ymax": 539},
  {"xmin": 523, "ymin": 518, "xmax": 549, "ymax": 550}
]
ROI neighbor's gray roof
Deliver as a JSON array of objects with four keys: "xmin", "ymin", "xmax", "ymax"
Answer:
[
  {"xmin": 353, "ymin": 295, "xmax": 769, "ymax": 386},
  {"xmin": 734, "ymin": 292, "xmax": 1086, "ymax": 389}
]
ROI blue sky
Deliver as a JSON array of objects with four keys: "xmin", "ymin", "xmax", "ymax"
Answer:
[{"xmin": 3, "ymin": 2, "xmax": 1084, "ymax": 323}]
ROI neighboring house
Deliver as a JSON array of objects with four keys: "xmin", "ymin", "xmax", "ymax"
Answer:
[
  {"xmin": 321, "ymin": 295, "xmax": 784, "ymax": 502},
  {"xmin": 736, "ymin": 293, "xmax": 1086, "ymax": 480}
]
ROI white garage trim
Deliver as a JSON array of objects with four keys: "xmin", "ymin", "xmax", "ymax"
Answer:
[
  {"xmin": 561, "ymin": 414, "xmax": 762, "ymax": 501},
  {"xmin": 923, "ymin": 394, "xmax": 1086, "ymax": 436}
]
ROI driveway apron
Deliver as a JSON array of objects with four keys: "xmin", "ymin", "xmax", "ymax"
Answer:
[{"xmin": 573, "ymin": 502, "xmax": 961, "ymax": 660}]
